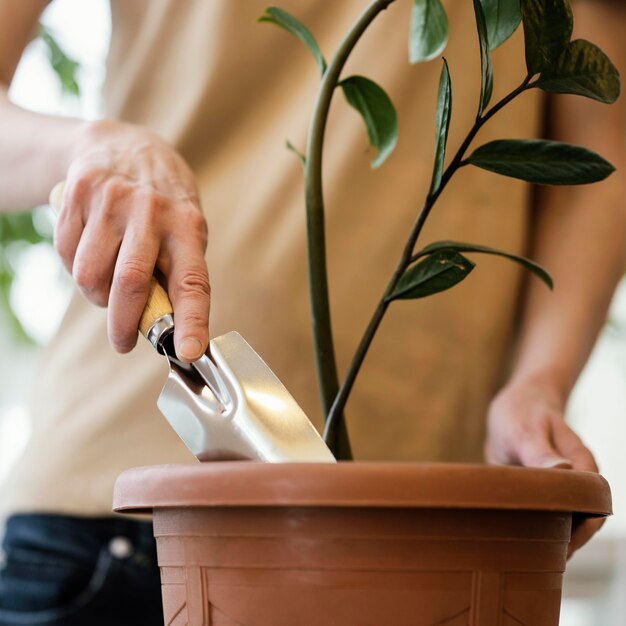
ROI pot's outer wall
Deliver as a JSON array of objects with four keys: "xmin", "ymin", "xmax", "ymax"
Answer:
[
  {"xmin": 114, "ymin": 463, "xmax": 612, "ymax": 626},
  {"xmin": 113, "ymin": 462, "xmax": 612, "ymax": 515},
  {"xmin": 155, "ymin": 506, "xmax": 568, "ymax": 625}
]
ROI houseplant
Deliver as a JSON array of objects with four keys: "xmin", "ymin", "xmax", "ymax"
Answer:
[{"xmin": 114, "ymin": 0, "xmax": 619, "ymax": 623}]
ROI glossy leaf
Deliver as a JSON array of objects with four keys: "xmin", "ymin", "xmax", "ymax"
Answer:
[
  {"xmin": 415, "ymin": 240, "xmax": 553, "ymax": 288},
  {"xmin": 389, "ymin": 250, "xmax": 475, "ymax": 300},
  {"xmin": 473, "ymin": 0, "xmax": 493, "ymax": 115},
  {"xmin": 521, "ymin": 0, "xmax": 573, "ymax": 75},
  {"xmin": 430, "ymin": 59, "xmax": 452, "ymax": 194},
  {"xmin": 286, "ymin": 140, "xmax": 306, "ymax": 166},
  {"xmin": 480, "ymin": 0, "xmax": 522, "ymax": 50},
  {"xmin": 467, "ymin": 139, "xmax": 615, "ymax": 185},
  {"xmin": 409, "ymin": 0, "xmax": 449, "ymax": 64},
  {"xmin": 537, "ymin": 39, "xmax": 620, "ymax": 104},
  {"xmin": 259, "ymin": 7, "xmax": 327, "ymax": 75},
  {"xmin": 341, "ymin": 76, "xmax": 398, "ymax": 168}
]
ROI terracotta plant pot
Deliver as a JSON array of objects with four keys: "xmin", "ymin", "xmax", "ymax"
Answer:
[{"xmin": 113, "ymin": 463, "xmax": 611, "ymax": 626}]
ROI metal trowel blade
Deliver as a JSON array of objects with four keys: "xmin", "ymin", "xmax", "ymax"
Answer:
[{"xmin": 157, "ymin": 331, "xmax": 336, "ymax": 463}]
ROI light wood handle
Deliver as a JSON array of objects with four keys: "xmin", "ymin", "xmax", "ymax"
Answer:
[
  {"xmin": 138, "ymin": 277, "xmax": 173, "ymax": 338},
  {"xmin": 49, "ymin": 181, "xmax": 66, "ymax": 216},
  {"xmin": 49, "ymin": 181, "xmax": 174, "ymax": 339}
]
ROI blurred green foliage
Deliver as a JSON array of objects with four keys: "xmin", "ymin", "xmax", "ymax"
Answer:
[
  {"xmin": 39, "ymin": 24, "xmax": 80, "ymax": 96},
  {"xmin": 0, "ymin": 213, "xmax": 52, "ymax": 342},
  {"xmin": 0, "ymin": 25, "xmax": 79, "ymax": 343}
]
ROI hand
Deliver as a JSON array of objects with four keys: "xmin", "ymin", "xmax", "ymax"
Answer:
[
  {"xmin": 55, "ymin": 119, "xmax": 210, "ymax": 362},
  {"xmin": 485, "ymin": 378, "xmax": 603, "ymax": 558}
]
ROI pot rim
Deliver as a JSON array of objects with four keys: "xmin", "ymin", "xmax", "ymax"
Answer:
[{"xmin": 113, "ymin": 462, "xmax": 611, "ymax": 517}]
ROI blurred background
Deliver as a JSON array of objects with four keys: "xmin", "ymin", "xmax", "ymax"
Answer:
[{"xmin": 0, "ymin": 1, "xmax": 624, "ymax": 624}]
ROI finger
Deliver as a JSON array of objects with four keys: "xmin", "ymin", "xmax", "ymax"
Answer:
[
  {"xmin": 72, "ymin": 217, "xmax": 123, "ymax": 308},
  {"xmin": 107, "ymin": 227, "xmax": 160, "ymax": 353},
  {"xmin": 483, "ymin": 439, "xmax": 503, "ymax": 465},
  {"xmin": 568, "ymin": 517, "xmax": 605, "ymax": 559},
  {"xmin": 53, "ymin": 177, "xmax": 89, "ymax": 274},
  {"xmin": 552, "ymin": 420, "xmax": 599, "ymax": 473},
  {"xmin": 166, "ymin": 249, "xmax": 210, "ymax": 362},
  {"xmin": 517, "ymin": 424, "xmax": 573, "ymax": 469},
  {"xmin": 71, "ymin": 181, "xmax": 130, "ymax": 307},
  {"xmin": 484, "ymin": 432, "xmax": 514, "ymax": 466}
]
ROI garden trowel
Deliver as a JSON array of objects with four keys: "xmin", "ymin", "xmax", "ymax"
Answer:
[{"xmin": 49, "ymin": 183, "xmax": 335, "ymax": 463}]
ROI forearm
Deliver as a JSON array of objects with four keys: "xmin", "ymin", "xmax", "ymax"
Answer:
[
  {"xmin": 510, "ymin": 0, "xmax": 626, "ymax": 399},
  {"xmin": 511, "ymin": 168, "xmax": 626, "ymax": 398},
  {"xmin": 0, "ymin": 86, "xmax": 85, "ymax": 211},
  {"xmin": 0, "ymin": 0, "xmax": 84, "ymax": 210}
]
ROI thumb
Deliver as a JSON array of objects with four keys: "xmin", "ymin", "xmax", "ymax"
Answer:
[{"xmin": 517, "ymin": 435, "xmax": 573, "ymax": 469}]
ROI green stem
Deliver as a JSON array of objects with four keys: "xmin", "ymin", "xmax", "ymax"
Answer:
[
  {"xmin": 304, "ymin": 0, "xmax": 396, "ymax": 458},
  {"xmin": 323, "ymin": 75, "xmax": 534, "ymax": 445}
]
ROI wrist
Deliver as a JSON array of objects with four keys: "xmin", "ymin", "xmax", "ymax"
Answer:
[
  {"xmin": 499, "ymin": 369, "xmax": 570, "ymax": 408},
  {"xmin": 70, "ymin": 118, "xmax": 127, "ymax": 159}
]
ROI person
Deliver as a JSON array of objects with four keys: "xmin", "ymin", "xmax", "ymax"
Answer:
[{"xmin": 0, "ymin": 0, "xmax": 624, "ymax": 623}]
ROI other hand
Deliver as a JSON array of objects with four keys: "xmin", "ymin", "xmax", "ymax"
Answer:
[
  {"xmin": 485, "ymin": 378, "xmax": 603, "ymax": 558},
  {"xmin": 55, "ymin": 119, "xmax": 210, "ymax": 362}
]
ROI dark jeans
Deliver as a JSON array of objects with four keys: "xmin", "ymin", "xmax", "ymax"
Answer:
[{"xmin": 0, "ymin": 514, "xmax": 163, "ymax": 626}]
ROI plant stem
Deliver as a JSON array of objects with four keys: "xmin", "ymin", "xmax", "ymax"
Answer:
[
  {"xmin": 304, "ymin": 0, "xmax": 396, "ymax": 457},
  {"xmin": 323, "ymin": 75, "xmax": 533, "ymax": 445}
]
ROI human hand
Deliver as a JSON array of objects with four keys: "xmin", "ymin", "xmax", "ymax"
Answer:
[
  {"xmin": 54, "ymin": 119, "xmax": 210, "ymax": 362},
  {"xmin": 484, "ymin": 378, "xmax": 603, "ymax": 558}
]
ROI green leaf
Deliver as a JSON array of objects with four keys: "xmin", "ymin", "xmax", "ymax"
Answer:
[
  {"xmin": 537, "ymin": 39, "xmax": 620, "ymax": 104},
  {"xmin": 521, "ymin": 0, "xmax": 573, "ymax": 75},
  {"xmin": 389, "ymin": 250, "xmax": 475, "ymax": 300},
  {"xmin": 286, "ymin": 140, "xmax": 306, "ymax": 166},
  {"xmin": 341, "ymin": 76, "xmax": 398, "ymax": 168},
  {"xmin": 473, "ymin": 0, "xmax": 493, "ymax": 115},
  {"xmin": 430, "ymin": 59, "xmax": 452, "ymax": 194},
  {"xmin": 39, "ymin": 26, "xmax": 80, "ymax": 96},
  {"xmin": 415, "ymin": 240, "xmax": 553, "ymax": 288},
  {"xmin": 258, "ymin": 7, "xmax": 327, "ymax": 76},
  {"xmin": 466, "ymin": 139, "xmax": 615, "ymax": 185},
  {"xmin": 480, "ymin": 0, "xmax": 522, "ymax": 50},
  {"xmin": 409, "ymin": 0, "xmax": 449, "ymax": 64}
]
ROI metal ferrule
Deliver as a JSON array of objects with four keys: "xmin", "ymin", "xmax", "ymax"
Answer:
[{"xmin": 146, "ymin": 313, "xmax": 175, "ymax": 351}]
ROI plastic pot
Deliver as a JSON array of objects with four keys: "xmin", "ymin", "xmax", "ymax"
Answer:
[{"xmin": 113, "ymin": 463, "xmax": 611, "ymax": 626}]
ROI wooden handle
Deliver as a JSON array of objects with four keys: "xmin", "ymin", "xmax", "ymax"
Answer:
[
  {"xmin": 49, "ymin": 181, "xmax": 173, "ymax": 339},
  {"xmin": 138, "ymin": 277, "xmax": 173, "ymax": 338},
  {"xmin": 49, "ymin": 181, "xmax": 66, "ymax": 216}
]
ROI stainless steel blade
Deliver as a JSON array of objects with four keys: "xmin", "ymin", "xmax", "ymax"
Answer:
[{"xmin": 157, "ymin": 331, "xmax": 336, "ymax": 463}]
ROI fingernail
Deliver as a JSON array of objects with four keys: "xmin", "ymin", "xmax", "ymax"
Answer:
[
  {"xmin": 178, "ymin": 337, "xmax": 203, "ymax": 361},
  {"xmin": 543, "ymin": 457, "xmax": 573, "ymax": 469}
]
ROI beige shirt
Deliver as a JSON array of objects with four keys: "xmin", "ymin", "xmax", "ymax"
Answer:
[{"xmin": 2, "ymin": 0, "xmax": 542, "ymax": 515}]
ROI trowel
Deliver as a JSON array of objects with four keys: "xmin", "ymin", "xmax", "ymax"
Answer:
[{"xmin": 50, "ymin": 183, "xmax": 336, "ymax": 463}]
